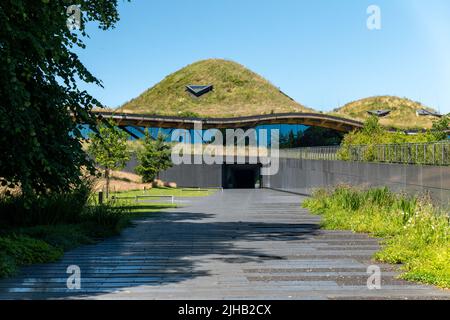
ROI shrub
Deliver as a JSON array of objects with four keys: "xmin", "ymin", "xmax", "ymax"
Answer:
[
  {"xmin": 0, "ymin": 253, "xmax": 16, "ymax": 278},
  {"xmin": 81, "ymin": 204, "xmax": 131, "ymax": 236},
  {"xmin": 135, "ymin": 132, "xmax": 173, "ymax": 183},
  {"xmin": 0, "ymin": 181, "xmax": 132, "ymax": 278},
  {"xmin": 0, "ymin": 182, "xmax": 91, "ymax": 227},
  {"xmin": 19, "ymin": 225, "xmax": 94, "ymax": 251},
  {"xmin": 0, "ymin": 236, "xmax": 63, "ymax": 277}
]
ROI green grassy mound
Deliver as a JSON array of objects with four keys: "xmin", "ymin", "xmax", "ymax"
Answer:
[
  {"xmin": 117, "ymin": 59, "xmax": 313, "ymax": 117},
  {"xmin": 331, "ymin": 96, "xmax": 442, "ymax": 130}
]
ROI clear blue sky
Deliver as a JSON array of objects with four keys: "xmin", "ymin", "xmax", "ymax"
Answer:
[{"xmin": 76, "ymin": 0, "xmax": 450, "ymax": 114}]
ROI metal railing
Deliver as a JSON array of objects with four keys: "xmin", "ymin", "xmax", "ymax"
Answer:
[
  {"xmin": 346, "ymin": 142, "xmax": 450, "ymax": 165},
  {"xmin": 279, "ymin": 142, "xmax": 450, "ymax": 166},
  {"xmin": 280, "ymin": 146, "xmax": 340, "ymax": 161}
]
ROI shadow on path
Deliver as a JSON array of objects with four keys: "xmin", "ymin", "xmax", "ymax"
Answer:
[{"xmin": 0, "ymin": 193, "xmax": 320, "ymax": 299}]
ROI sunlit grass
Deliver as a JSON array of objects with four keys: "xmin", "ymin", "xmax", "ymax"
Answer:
[
  {"xmin": 117, "ymin": 59, "xmax": 313, "ymax": 117},
  {"xmin": 303, "ymin": 186, "xmax": 450, "ymax": 289},
  {"xmin": 112, "ymin": 187, "xmax": 217, "ymax": 198},
  {"xmin": 109, "ymin": 188, "xmax": 216, "ymax": 213},
  {"xmin": 333, "ymin": 95, "xmax": 438, "ymax": 130}
]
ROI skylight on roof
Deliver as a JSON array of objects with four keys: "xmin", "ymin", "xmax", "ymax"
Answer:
[
  {"xmin": 416, "ymin": 109, "xmax": 442, "ymax": 117},
  {"xmin": 186, "ymin": 85, "xmax": 214, "ymax": 98},
  {"xmin": 367, "ymin": 110, "xmax": 391, "ymax": 117}
]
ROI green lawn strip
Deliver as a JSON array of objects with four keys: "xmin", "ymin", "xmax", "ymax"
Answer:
[
  {"xmin": 112, "ymin": 187, "xmax": 217, "ymax": 199},
  {"xmin": 303, "ymin": 187, "xmax": 450, "ymax": 289},
  {"xmin": 115, "ymin": 203, "xmax": 178, "ymax": 214}
]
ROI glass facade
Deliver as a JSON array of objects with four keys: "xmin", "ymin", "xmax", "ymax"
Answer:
[{"xmin": 80, "ymin": 124, "xmax": 344, "ymax": 148}]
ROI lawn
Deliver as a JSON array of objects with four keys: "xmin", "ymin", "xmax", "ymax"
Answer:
[
  {"xmin": 112, "ymin": 187, "xmax": 217, "ymax": 198},
  {"xmin": 109, "ymin": 188, "xmax": 217, "ymax": 213}
]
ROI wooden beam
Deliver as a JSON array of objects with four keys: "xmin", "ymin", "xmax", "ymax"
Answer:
[{"xmin": 93, "ymin": 111, "xmax": 365, "ymax": 133}]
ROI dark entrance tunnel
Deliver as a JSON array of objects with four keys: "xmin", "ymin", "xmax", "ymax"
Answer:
[{"xmin": 223, "ymin": 164, "xmax": 261, "ymax": 189}]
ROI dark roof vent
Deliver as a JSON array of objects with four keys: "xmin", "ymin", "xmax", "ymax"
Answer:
[
  {"xmin": 367, "ymin": 110, "xmax": 391, "ymax": 117},
  {"xmin": 186, "ymin": 85, "xmax": 214, "ymax": 98},
  {"xmin": 416, "ymin": 109, "xmax": 442, "ymax": 118}
]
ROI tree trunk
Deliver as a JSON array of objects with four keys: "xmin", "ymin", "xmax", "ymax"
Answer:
[{"xmin": 105, "ymin": 168, "xmax": 110, "ymax": 199}]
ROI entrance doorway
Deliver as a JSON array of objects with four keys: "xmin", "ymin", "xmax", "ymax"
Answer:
[{"xmin": 223, "ymin": 164, "xmax": 262, "ymax": 189}]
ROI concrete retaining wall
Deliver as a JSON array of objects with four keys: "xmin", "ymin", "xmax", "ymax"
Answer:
[
  {"xmin": 263, "ymin": 158, "xmax": 450, "ymax": 206},
  {"xmin": 158, "ymin": 164, "xmax": 223, "ymax": 188},
  {"xmin": 124, "ymin": 155, "xmax": 450, "ymax": 205},
  {"xmin": 123, "ymin": 156, "xmax": 223, "ymax": 188}
]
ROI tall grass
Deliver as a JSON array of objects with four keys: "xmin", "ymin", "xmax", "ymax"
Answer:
[
  {"xmin": 0, "ymin": 183, "xmax": 91, "ymax": 227},
  {"xmin": 303, "ymin": 186, "xmax": 450, "ymax": 288},
  {"xmin": 0, "ymin": 181, "xmax": 131, "ymax": 278}
]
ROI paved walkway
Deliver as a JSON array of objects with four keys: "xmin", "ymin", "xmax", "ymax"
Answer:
[{"xmin": 0, "ymin": 190, "xmax": 448, "ymax": 300}]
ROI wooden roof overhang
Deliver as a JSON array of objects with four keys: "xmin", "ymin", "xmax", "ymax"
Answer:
[{"xmin": 93, "ymin": 111, "xmax": 364, "ymax": 133}]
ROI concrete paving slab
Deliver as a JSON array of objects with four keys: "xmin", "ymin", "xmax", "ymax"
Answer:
[{"xmin": 0, "ymin": 189, "xmax": 448, "ymax": 300}]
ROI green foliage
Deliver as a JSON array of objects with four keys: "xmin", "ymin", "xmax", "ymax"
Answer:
[
  {"xmin": 135, "ymin": 132, "xmax": 173, "ymax": 183},
  {"xmin": 88, "ymin": 120, "xmax": 131, "ymax": 196},
  {"xmin": 81, "ymin": 204, "xmax": 131, "ymax": 235},
  {"xmin": 0, "ymin": 213, "xmax": 133, "ymax": 278},
  {"xmin": 280, "ymin": 127, "xmax": 344, "ymax": 148},
  {"xmin": 303, "ymin": 186, "xmax": 450, "ymax": 288},
  {"xmin": 0, "ymin": 236, "xmax": 63, "ymax": 265},
  {"xmin": 0, "ymin": 1, "xmax": 127, "ymax": 195},
  {"xmin": 0, "ymin": 236, "xmax": 63, "ymax": 278},
  {"xmin": 88, "ymin": 120, "xmax": 131, "ymax": 171},
  {"xmin": 19, "ymin": 225, "xmax": 94, "ymax": 251},
  {"xmin": 0, "ymin": 253, "xmax": 16, "ymax": 278},
  {"xmin": 338, "ymin": 116, "xmax": 449, "ymax": 163},
  {"xmin": 0, "ymin": 183, "xmax": 134, "ymax": 278},
  {"xmin": 113, "ymin": 188, "xmax": 215, "ymax": 199},
  {"xmin": 0, "ymin": 180, "xmax": 91, "ymax": 227},
  {"xmin": 431, "ymin": 116, "xmax": 450, "ymax": 141}
]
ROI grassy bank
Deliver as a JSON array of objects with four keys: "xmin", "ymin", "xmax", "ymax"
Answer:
[
  {"xmin": 117, "ymin": 59, "xmax": 312, "ymax": 117},
  {"xmin": 0, "ymin": 185, "xmax": 215, "ymax": 278},
  {"xmin": 0, "ymin": 185, "xmax": 185, "ymax": 278},
  {"xmin": 303, "ymin": 186, "xmax": 450, "ymax": 288},
  {"xmin": 0, "ymin": 184, "xmax": 133, "ymax": 278}
]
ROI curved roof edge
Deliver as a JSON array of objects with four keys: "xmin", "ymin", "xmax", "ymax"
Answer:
[{"xmin": 94, "ymin": 111, "xmax": 364, "ymax": 133}]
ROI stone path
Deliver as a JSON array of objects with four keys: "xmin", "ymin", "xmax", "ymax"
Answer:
[{"xmin": 0, "ymin": 189, "xmax": 448, "ymax": 300}]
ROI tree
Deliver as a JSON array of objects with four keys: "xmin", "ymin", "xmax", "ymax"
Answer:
[
  {"xmin": 0, "ymin": 1, "xmax": 128, "ymax": 196},
  {"xmin": 430, "ymin": 116, "xmax": 449, "ymax": 141},
  {"xmin": 298, "ymin": 127, "xmax": 344, "ymax": 147},
  {"xmin": 88, "ymin": 121, "xmax": 130, "ymax": 198},
  {"xmin": 135, "ymin": 131, "xmax": 173, "ymax": 184},
  {"xmin": 338, "ymin": 116, "xmax": 448, "ymax": 162}
]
